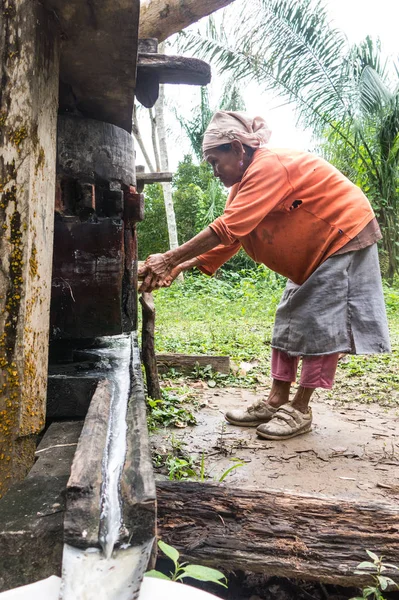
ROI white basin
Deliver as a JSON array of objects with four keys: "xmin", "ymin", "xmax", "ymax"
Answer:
[{"xmin": 0, "ymin": 575, "xmax": 220, "ymax": 599}]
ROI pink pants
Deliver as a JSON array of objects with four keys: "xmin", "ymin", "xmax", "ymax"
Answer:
[{"xmin": 271, "ymin": 349, "xmax": 339, "ymax": 389}]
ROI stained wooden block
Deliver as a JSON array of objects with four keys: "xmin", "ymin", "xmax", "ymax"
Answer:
[
  {"xmin": 47, "ymin": 374, "xmax": 100, "ymax": 419},
  {"xmin": 50, "ymin": 218, "xmax": 125, "ymax": 339}
]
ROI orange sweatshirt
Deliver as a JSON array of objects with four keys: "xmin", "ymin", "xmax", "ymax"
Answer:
[{"xmin": 198, "ymin": 148, "xmax": 375, "ymax": 285}]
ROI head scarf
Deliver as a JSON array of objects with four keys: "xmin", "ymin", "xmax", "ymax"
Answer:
[{"xmin": 202, "ymin": 111, "xmax": 272, "ymax": 153}]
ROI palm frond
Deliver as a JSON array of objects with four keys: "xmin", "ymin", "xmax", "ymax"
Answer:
[
  {"xmin": 358, "ymin": 66, "xmax": 393, "ymax": 114},
  {"xmin": 181, "ymin": 0, "xmax": 353, "ymax": 135}
]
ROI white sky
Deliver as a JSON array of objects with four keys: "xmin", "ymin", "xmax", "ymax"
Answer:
[{"xmin": 136, "ymin": 0, "xmax": 399, "ymax": 170}]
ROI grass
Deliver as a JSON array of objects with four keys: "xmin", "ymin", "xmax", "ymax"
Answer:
[{"xmin": 149, "ymin": 269, "xmax": 399, "ymax": 408}]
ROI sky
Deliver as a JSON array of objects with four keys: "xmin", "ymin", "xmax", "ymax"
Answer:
[{"xmin": 136, "ymin": 0, "xmax": 399, "ymax": 170}]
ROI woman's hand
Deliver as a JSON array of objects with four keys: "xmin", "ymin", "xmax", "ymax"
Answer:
[
  {"xmin": 138, "ymin": 253, "xmax": 175, "ymax": 293},
  {"xmin": 161, "ymin": 265, "xmax": 182, "ymax": 287}
]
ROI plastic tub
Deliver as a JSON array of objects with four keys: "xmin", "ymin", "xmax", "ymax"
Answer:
[{"xmin": 0, "ymin": 576, "xmax": 220, "ymax": 599}]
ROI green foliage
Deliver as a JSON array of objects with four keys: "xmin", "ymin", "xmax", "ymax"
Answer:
[
  {"xmin": 350, "ymin": 550, "xmax": 398, "ymax": 600},
  {"xmin": 181, "ymin": 0, "xmax": 399, "ymax": 279},
  {"xmin": 146, "ymin": 540, "xmax": 228, "ymax": 588},
  {"xmin": 164, "ymin": 455, "xmax": 197, "ymax": 481},
  {"xmin": 174, "ymin": 78, "xmax": 246, "ymax": 161},
  {"xmin": 172, "ymin": 155, "xmax": 227, "ymax": 243},
  {"xmin": 137, "ymin": 183, "xmax": 169, "ymax": 259},
  {"xmin": 153, "ymin": 435, "xmax": 245, "ymax": 482},
  {"xmin": 152, "ymin": 272, "xmax": 399, "ymax": 406},
  {"xmin": 137, "ymin": 155, "xmax": 228, "ymax": 260},
  {"xmin": 146, "ymin": 388, "xmax": 197, "ymax": 431}
]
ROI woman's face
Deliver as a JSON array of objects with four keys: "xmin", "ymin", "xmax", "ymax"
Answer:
[{"xmin": 204, "ymin": 142, "xmax": 246, "ymax": 188}]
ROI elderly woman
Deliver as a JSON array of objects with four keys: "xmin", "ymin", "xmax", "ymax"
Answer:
[{"xmin": 138, "ymin": 111, "xmax": 391, "ymax": 440}]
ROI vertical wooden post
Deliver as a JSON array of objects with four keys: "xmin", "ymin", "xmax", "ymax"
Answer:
[
  {"xmin": 0, "ymin": 0, "xmax": 60, "ymax": 496},
  {"xmin": 139, "ymin": 292, "xmax": 162, "ymax": 399}
]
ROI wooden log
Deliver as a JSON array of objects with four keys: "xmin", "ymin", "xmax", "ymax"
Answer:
[
  {"xmin": 138, "ymin": 0, "xmax": 236, "ymax": 43},
  {"xmin": 140, "ymin": 293, "xmax": 162, "ymax": 400},
  {"xmin": 156, "ymin": 353, "xmax": 230, "ymax": 375},
  {"xmin": 119, "ymin": 334, "xmax": 157, "ymax": 547},
  {"xmin": 64, "ymin": 379, "xmax": 112, "ymax": 549},
  {"xmin": 156, "ymin": 481, "xmax": 399, "ymax": 587}
]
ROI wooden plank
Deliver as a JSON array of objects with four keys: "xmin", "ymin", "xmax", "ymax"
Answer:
[
  {"xmin": 64, "ymin": 380, "xmax": 112, "ymax": 549},
  {"xmin": 156, "ymin": 353, "xmax": 230, "ymax": 375},
  {"xmin": 156, "ymin": 481, "xmax": 399, "ymax": 587},
  {"xmin": 0, "ymin": 0, "xmax": 60, "ymax": 497},
  {"xmin": 137, "ymin": 54, "xmax": 211, "ymax": 85},
  {"xmin": 136, "ymin": 171, "xmax": 173, "ymax": 184},
  {"xmin": 140, "ymin": 293, "xmax": 162, "ymax": 400}
]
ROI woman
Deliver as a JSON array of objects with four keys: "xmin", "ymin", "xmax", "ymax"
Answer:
[{"xmin": 138, "ymin": 111, "xmax": 391, "ymax": 440}]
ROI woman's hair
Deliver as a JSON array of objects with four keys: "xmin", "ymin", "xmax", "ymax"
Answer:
[{"xmin": 216, "ymin": 143, "xmax": 256, "ymax": 158}]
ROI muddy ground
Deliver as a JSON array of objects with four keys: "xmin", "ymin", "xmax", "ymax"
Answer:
[
  {"xmin": 151, "ymin": 385, "xmax": 399, "ymax": 599},
  {"xmin": 152, "ymin": 387, "xmax": 399, "ymax": 502}
]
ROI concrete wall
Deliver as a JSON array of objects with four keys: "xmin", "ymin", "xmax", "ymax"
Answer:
[{"xmin": 0, "ymin": 0, "xmax": 60, "ymax": 496}]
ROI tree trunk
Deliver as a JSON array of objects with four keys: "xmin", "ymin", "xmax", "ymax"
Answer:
[
  {"xmin": 132, "ymin": 104, "xmax": 155, "ymax": 172},
  {"xmin": 139, "ymin": 0, "xmax": 236, "ymax": 42},
  {"xmin": 154, "ymin": 78, "xmax": 180, "ymax": 252},
  {"xmin": 149, "ymin": 108, "xmax": 161, "ymax": 172}
]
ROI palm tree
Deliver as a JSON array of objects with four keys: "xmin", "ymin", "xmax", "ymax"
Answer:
[{"xmin": 180, "ymin": 0, "xmax": 399, "ymax": 279}]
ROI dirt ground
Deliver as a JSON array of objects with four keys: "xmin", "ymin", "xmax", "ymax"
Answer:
[{"xmin": 152, "ymin": 387, "xmax": 399, "ymax": 502}]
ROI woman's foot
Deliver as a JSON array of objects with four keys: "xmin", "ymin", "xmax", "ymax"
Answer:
[
  {"xmin": 225, "ymin": 379, "xmax": 291, "ymax": 426},
  {"xmin": 256, "ymin": 405, "xmax": 313, "ymax": 440},
  {"xmin": 225, "ymin": 400, "xmax": 279, "ymax": 427}
]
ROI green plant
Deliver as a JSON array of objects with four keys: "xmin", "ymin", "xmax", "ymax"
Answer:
[
  {"xmin": 217, "ymin": 457, "xmax": 245, "ymax": 482},
  {"xmin": 350, "ymin": 550, "xmax": 399, "ymax": 600},
  {"xmin": 146, "ymin": 540, "xmax": 228, "ymax": 587},
  {"xmin": 165, "ymin": 455, "xmax": 197, "ymax": 480},
  {"xmin": 196, "ymin": 451, "xmax": 245, "ymax": 482},
  {"xmin": 146, "ymin": 389, "xmax": 197, "ymax": 431}
]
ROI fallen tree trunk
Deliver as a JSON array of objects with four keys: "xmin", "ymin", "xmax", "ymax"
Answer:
[{"xmin": 156, "ymin": 481, "xmax": 399, "ymax": 587}]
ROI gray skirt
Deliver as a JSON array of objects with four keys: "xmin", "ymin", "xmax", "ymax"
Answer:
[{"xmin": 271, "ymin": 244, "xmax": 391, "ymax": 356}]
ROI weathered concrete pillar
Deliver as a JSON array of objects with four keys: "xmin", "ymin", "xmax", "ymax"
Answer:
[{"xmin": 0, "ymin": 0, "xmax": 60, "ymax": 497}]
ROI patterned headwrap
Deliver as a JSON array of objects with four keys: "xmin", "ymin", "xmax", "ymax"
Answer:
[{"xmin": 202, "ymin": 110, "xmax": 272, "ymax": 153}]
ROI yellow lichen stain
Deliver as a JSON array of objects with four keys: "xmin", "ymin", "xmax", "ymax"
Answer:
[
  {"xmin": 8, "ymin": 125, "xmax": 28, "ymax": 154},
  {"xmin": 35, "ymin": 147, "xmax": 45, "ymax": 175},
  {"xmin": 2, "ymin": 0, "xmax": 16, "ymax": 18},
  {"xmin": 29, "ymin": 244, "xmax": 39, "ymax": 279}
]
